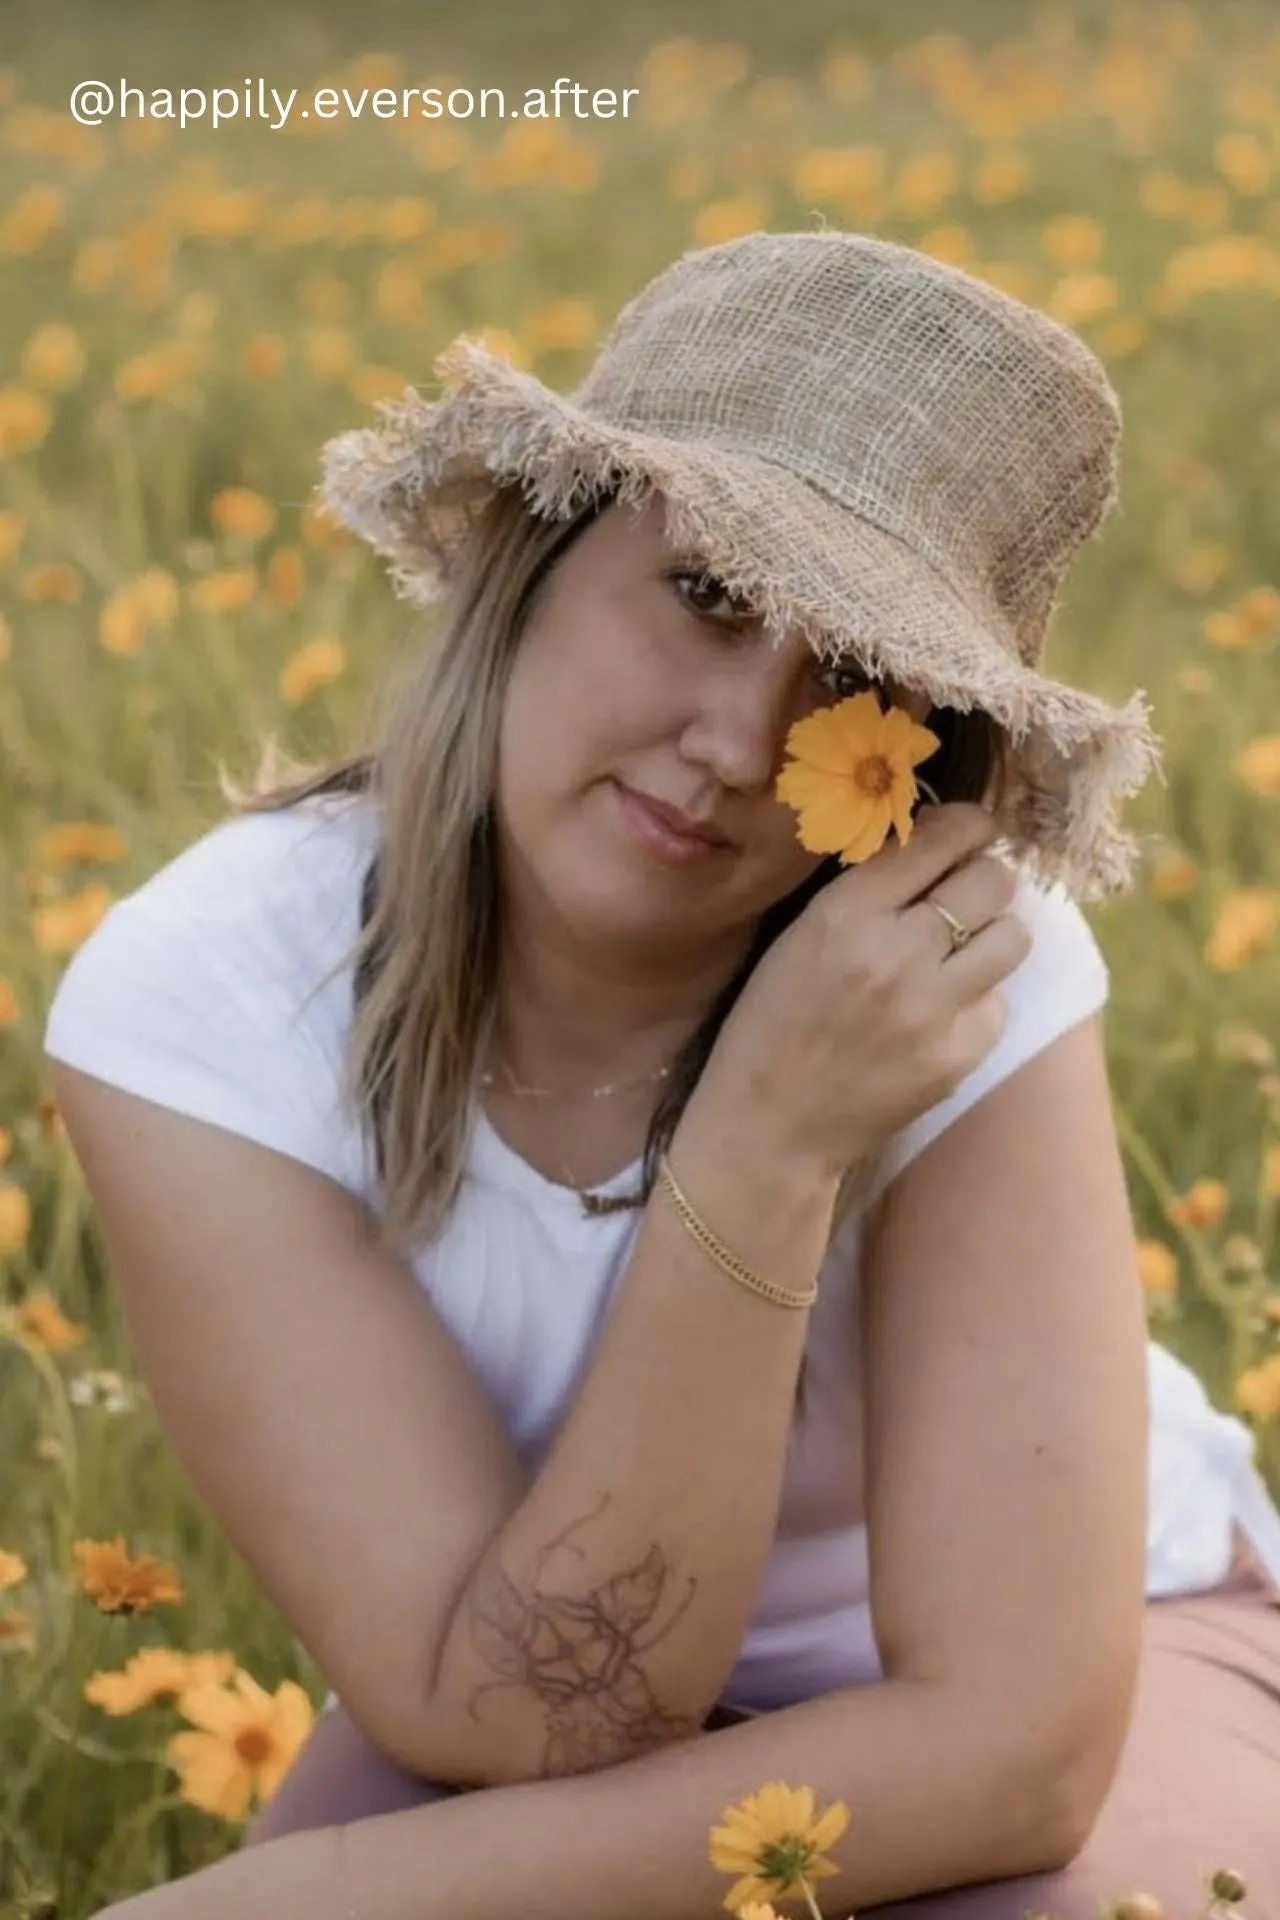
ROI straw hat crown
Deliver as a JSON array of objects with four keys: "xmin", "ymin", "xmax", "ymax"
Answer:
[
  {"xmin": 320, "ymin": 229, "xmax": 1163, "ymax": 900},
  {"xmin": 571, "ymin": 232, "xmax": 1121, "ymax": 671}
]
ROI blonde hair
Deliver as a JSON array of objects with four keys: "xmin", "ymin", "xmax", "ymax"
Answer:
[{"xmin": 219, "ymin": 483, "xmax": 1011, "ymax": 1414}]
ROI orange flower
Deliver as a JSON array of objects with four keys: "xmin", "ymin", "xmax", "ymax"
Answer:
[
  {"xmin": 1235, "ymin": 1356, "xmax": 1280, "ymax": 1421},
  {"xmin": 166, "ymin": 1669, "xmax": 314, "ymax": 1820},
  {"xmin": 31, "ymin": 882, "xmax": 113, "ymax": 955},
  {"xmin": 4, "ymin": 1286, "xmax": 84, "ymax": 1347},
  {"xmin": 0, "ymin": 1549, "xmax": 28, "ymax": 1590},
  {"xmin": 1135, "ymin": 1240, "xmax": 1178, "ymax": 1298},
  {"xmin": 1148, "ymin": 851, "xmax": 1197, "ymax": 900},
  {"xmin": 1165, "ymin": 1179, "xmax": 1229, "ymax": 1229},
  {"xmin": 1204, "ymin": 889, "xmax": 1280, "ymax": 969},
  {"xmin": 0, "ymin": 1610, "xmax": 37, "ymax": 1654},
  {"xmin": 709, "ymin": 1780, "xmax": 851, "ymax": 1915},
  {"xmin": 1264, "ymin": 1145, "xmax": 1280, "ymax": 1197},
  {"xmin": 279, "ymin": 636, "xmax": 345, "ymax": 704},
  {"xmin": 774, "ymin": 689, "xmax": 942, "ymax": 864},
  {"xmin": 36, "ymin": 822, "xmax": 128, "ymax": 867},
  {"xmin": 0, "ymin": 1184, "xmax": 31, "ymax": 1255},
  {"xmin": 85, "ymin": 1647, "xmax": 237, "ymax": 1715},
  {"xmin": 1235, "ymin": 736, "xmax": 1280, "ymax": 798},
  {"xmin": 210, "ymin": 488, "xmax": 276, "ymax": 541},
  {"xmin": 74, "ymin": 1536, "xmax": 184, "ymax": 1614}
]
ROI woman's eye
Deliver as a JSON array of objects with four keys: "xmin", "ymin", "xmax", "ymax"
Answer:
[
  {"xmin": 672, "ymin": 569, "xmax": 748, "ymax": 622},
  {"xmin": 817, "ymin": 661, "xmax": 876, "ymax": 702}
]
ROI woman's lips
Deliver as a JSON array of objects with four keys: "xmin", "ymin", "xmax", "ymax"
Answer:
[{"xmin": 613, "ymin": 782, "xmax": 735, "ymax": 862}]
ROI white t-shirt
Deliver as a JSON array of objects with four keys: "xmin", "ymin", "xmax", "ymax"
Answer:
[{"xmin": 42, "ymin": 791, "xmax": 1280, "ymax": 1714}]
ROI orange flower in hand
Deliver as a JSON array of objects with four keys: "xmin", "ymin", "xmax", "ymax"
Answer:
[{"xmin": 774, "ymin": 689, "xmax": 942, "ymax": 864}]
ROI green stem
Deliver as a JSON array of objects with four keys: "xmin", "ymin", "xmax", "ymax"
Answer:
[
  {"xmin": 797, "ymin": 1875, "xmax": 825, "ymax": 1920},
  {"xmin": 1112, "ymin": 1098, "xmax": 1254, "ymax": 1382}
]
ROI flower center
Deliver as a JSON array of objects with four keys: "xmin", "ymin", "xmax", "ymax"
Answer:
[
  {"xmin": 756, "ymin": 1836, "xmax": 814, "ymax": 1888},
  {"xmin": 854, "ymin": 753, "xmax": 895, "ymax": 798},
  {"xmin": 235, "ymin": 1727, "xmax": 274, "ymax": 1768}
]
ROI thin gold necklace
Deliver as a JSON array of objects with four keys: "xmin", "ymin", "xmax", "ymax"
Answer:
[
  {"xmin": 478, "ymin": 1052, "xmax": 672, "ymax": 1216},
  {"xmin": 479, "ymin": 1056, "xmax": 673, "ymax": 1101}
]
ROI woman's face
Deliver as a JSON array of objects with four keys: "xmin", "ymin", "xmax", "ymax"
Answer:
[{"xmin": 491, "ymin": 493, "xmax": 934, "ymax": 965}]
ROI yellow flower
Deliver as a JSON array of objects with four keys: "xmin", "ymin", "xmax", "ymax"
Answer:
[
  {"xmin": 264, "ymin": 548, "xmax": 306, "ymax": 609},
  {"xmin": 85, "ymin": 1647, "xmax": 237, "ymax": 1715},
  {"xmin": 1204, "ymin": 889, "xmax": 1280, "ymax": 969},
  {"xmin": 190, "ymin": 566, "xmax": 258, "ymax": 614},
  {"xmin": 0, "ymin": 1610, "xmax": 37, "ymax": 1655},
  {"xmin": 21, "ymin": 321, "xmax": 85, "ymax": 391},
  {"xmin": 32, "ymin": 882, "xmax": 113, "ymax": 955},
  {"xmin": 1265, "ymin": 1145, "xmax": 1280, "ymax": 1197},
  {"xmin": 36, "ymin": 822, "xmax": 128, "ymax": 867},
  {"xmin": 0, "ymin": 1185, "xmax": 32, "ymax": 1254},
  {"xmin": 279, "ymin": 636, "xmax": 346, "ymax": 705},
  {"xmin": 1165, "ymin": 1179, "xmax": 1229, "ymax": 1229},
  {"xmin": 525, "ymin": 298, "xmax": 598, "ymax": 353},
  {"xmin": 0, "ymin": 385, "xmax": 52, "ymax": 456},
  {"xmin": 1040, "ymin": 215, "xmax": 1106, "ymax": 268},
  {"xmin": 1148, "ymin": 851, "xmax": 1197, "ymax": 900},
  {"xmin": 1235, "ymin": 1356, "xmax": 1280, "ymax": 1421},
  {"xmin": 0, "ymin": 1549, "xmax": 28, "ymax": 1590},
  {"xmin": 775, "ymin": 690, "xmax": 941, "ymax": 864},
  {"xmin": 22, "ymin": 562, "xmax": 81, "ymax": 602},
  {"xmin": 970, "ymin": 149, "xmax": 1030, "ymax": 203},
  {"xmin": 709, "ymin": 1780, "xmax": 851, "ymax": 1915},
  {"xmin": 167, "ymin": 1669, "xmax": 315, "ymax": 1821},
  {"xmin": 210, "ymin": 488, "xmax": 276, "ymax": 541},
  {"xmin": 1235, "ymin": 736, "xmax": 1280, "ymax": 798},
  {"xmin": 1135, "ymin": 1240, "xmax": 1178, "ymax": 1299},
  {"xmin": 74, "ymin": 1536, "xmax": 184, "ymax": 1615},
  {"xmin": 1046, "ymin": 273, "xmax": 1119, "ymax": 325},
  {"xmin": 693, "ymin": 197, "xmax": 768, "ymax": 246},
  {"xmin": 243, "ymin": 334, "xmax": 288, "ymax": 379},
  {"xmin": 3, "ymin": 1284, "xmax": 80, "ymax": 1343},
  {"xmin": 1171, "ymin": 541, "xmax": 1230, "ymax": 594}
]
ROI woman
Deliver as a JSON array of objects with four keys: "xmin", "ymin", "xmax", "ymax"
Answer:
[{"xmin": 45, "ymin": 230, "xmax": 1280, "ymax": 1918}]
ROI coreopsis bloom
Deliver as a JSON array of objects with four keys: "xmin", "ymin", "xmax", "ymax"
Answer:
[
  {"xmin": 166, "ymin": 1669, "xmax": 315, "ymax": 1820},
  {"xmin": 774, "ymin": 689, "xmax": 942, "ymax": 864},
  {"xmin": 85, "ymin": 1647, "xmax": 237, "ymax": 1714},
  {"xmin": 1204, "ymin": 889, "xmax": 1280, "ymax": 969},
  {"xmin": 709, "ymin": 1780, "xmax": 851, "ymax": 1915},
  {"xmin": 74, "ymin": 1537, "xmax": 184, "ymax": 1615},
  {"xmin": 1165, "ymin": 1179, "xmax": 1229, "ymax": 1229},
  {"xmin": 1135, "ymin": 1240, "xmax": 1178, "ymax": 1299},
  {"xmin": 0, "ymin": 1549, "xmax": 28, "ymax": 1590},
  {"xmin": 4, "ymin": 1286, "xmax": 83, "ymax": 1347},
  {"xmin": 1236, "ymin": 1357, "xmax": 1280, "ymax": 1420}
]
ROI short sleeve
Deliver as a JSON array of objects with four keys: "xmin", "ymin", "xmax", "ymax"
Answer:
[
  {"xmin": 860, "ymin": 871, "xmax": 1110, "ymax": 1214},
  {"xmin": 42, "ymin": 802, "xmax": 374, "ymax": 1194}
]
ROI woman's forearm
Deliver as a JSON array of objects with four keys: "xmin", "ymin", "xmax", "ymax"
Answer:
[
  {"xmin": 137, "ymin": 1675, "xmax": 1070, "ymax": 1920},
  {"xmin": 416, "ymin": 1088, "xmax": 843, "ymax": 1787}
]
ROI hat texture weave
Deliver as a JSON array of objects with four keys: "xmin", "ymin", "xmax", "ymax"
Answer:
[{"xmin": 320, "ymin": 229, "xmax": 1164, "ymax": 900}]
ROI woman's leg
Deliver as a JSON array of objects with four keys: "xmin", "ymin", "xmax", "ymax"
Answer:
[
  {"xmin": 242, "ymin": 1698, "xmax": 758, "ymax": 1846},
  {"xmin": 863, "ymin": 1536, "xmax": 1280, "ymax": 1920}
]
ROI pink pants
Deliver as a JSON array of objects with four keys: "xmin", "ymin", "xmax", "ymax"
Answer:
[{"xmin": 245, "ymin": 1529, "xmax": 1280, "ymax": 1916}]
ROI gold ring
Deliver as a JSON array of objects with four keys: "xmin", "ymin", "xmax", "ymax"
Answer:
[{"xmin": 928, "ymin": 899, "xmax": 971, "ymax": 954}]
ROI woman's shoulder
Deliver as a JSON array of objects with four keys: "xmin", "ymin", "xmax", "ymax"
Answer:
[{"xmin": 117, "ymin": 789, "xmax": 381, "ymax": 940}]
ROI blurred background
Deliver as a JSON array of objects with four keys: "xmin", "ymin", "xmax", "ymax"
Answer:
[{"xmin": 2, "ymin": 0, "xmax": 1280, "ymax": 1910}]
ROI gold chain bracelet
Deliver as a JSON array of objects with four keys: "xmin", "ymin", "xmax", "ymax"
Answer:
[{"xmin": 657, "ymin": 1152, "xmax": 819, "ymax": 1309}]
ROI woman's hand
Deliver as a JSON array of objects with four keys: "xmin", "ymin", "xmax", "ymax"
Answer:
[{"xmin": 694, "ymin": 801, "xmax": 1033, "ymax": 1178}]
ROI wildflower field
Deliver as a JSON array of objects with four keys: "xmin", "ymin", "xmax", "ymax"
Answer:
[{"xmin": 2, "ymin": 0, "xmax": 1280, "ymax": 1912}]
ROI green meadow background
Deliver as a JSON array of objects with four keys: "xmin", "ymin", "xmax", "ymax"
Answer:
[{"xmin": 2, "ymin": 0, "xmax": 1280, "ymax": 1910}]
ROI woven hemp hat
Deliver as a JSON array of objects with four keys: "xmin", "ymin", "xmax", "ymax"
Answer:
[{"xmin": 320, "ymin": 229, "xmax": 1164, "ymax": 901}]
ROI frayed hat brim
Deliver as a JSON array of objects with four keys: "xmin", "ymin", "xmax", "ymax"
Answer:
[{"xmin": 320, "ymin": 341, "xmax": 1163, "ymax": 901}]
